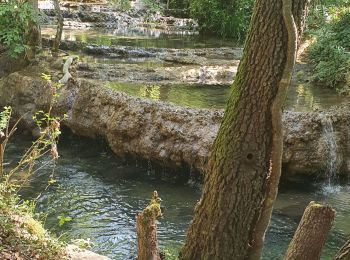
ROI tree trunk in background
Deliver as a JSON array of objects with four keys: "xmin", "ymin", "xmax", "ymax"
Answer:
[
  {"xmin": 136, "ymin": 191, "xmax": 162, "ymax": 260},
  {"xmin": 180, "ymin": 0, "xmax": 309, "ymax": 259},
  {"xmin": 284, "ymin": 201, "xmax": 335, "ymax": 260},
  {"xmin": 335, "ymin": 239, "xmax": 350, "ymax": 260},
  {"xmin": 26, "ymin": 0, "xmax": 41, "ymax": 60},
  {"xmin": 52, "ymin": 0, "xmax": 63, "ymax": 55}
]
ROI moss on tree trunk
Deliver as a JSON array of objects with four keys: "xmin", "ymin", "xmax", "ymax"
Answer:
[
  {"xmin": 180, "ymin": 0, "xmax": 310, "ymax": 259},
  {"xmin": 136, "ymin": 191, "xmax": 162, "ymax": 260}
]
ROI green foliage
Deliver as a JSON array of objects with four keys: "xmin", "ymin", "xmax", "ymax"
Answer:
[
  {"xmin": 188, "ymin": 0, "xmax": 254, "ymax": 40},
  {"xmin": 0, "ymin": 75, "xmax": 66, "ymax": 259},
  {"xmin": 165, "ymin": 0, "xmax": 189, "ymax": 9},
  {"xmin": 142, "ymin": 0, "xmax": 162, "ymax": 13},
  {"xmin": 71, "ymin": 238, "xmax": 93, "ymax": 249},
  {"xmin": 0, "ymin": 106, "xmax": 11, "ymax": 131},
  {"xmin": 0, "ymin": 1, "xmax": 36, "ymax": 57},
  {"xmin": 331, "ymin": 10, "xmax": 350, "ymax": 49},
  {"xmin": 161, "ymin": 246, "xmax": 179, "ymax": 260},
  {"xmin": 0, "ymin": 182, "xmax": 65, "ymax": 259},
  {"xmin": 57, "ymin": 213, "xmax": 72, "ymax": 227},
  {"xmin": 108, "ymin": 0, "xmax": 131, "ymax": 11},
  {"xmin": 306, "ymin": 0, "xmax": 350, "ymax": 34},
  {"xmin": 307, "ymin": 8, "xmax": 350, "ymax": 94}
]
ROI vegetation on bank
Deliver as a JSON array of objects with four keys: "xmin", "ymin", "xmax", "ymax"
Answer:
[
  {"xmin": 0, "ymin": 76, "xmax": 65, "ymax": 259},
  {"xmin": 187, "ymin": 0, "xmax": 253, "ymax": 40},
  {"xmin": 0, "ymin": 0, "xmax": 36, "ymax": 57},
  {"xmin": 306, "ymin": 1, "xmax": 350, "ymax": 94}
]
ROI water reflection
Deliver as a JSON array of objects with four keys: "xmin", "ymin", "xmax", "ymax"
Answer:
[
  {"xmin": 107, "ymin": 82, "xmax": 230, "ymax": 109},
  {"xmin": 41, "ymin": 27, "xmax": 237, "ymax": 49},
  {"xmin": 285, "ymin": 84, "xmax": 348, "ymax": 112},
  {"xmin": 107, "ymin": 82, "xmax": 349, "ymax": 111}
]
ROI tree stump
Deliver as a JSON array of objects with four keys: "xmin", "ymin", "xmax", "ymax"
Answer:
[
  {"xmin": 335, "ymin": 238, "xmax": 350, "ymax": 260},
  {"xmin": 284, "ymin": 201, "xmax": 335, "ymax": 260},
  {"xmin": 136, "ymin": 191, "xmax": 162, "ymax": 260}
]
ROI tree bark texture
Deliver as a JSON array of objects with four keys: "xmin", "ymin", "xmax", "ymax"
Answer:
[
  {"xmin": 335, "ymin": 239, "xmax": 350, "ymax": 260},
  {"xmin": 136, "ymin": 191, "xmax": 162, "ymax": 260},
  {"xmin": 284, "ymin": 201, "xmax": 335, "ymax": 260},
  {"xmin": 52, "ymin": 0, "xmax": 63, "ymax": 55},
  {"xmin": 26, "ymin": 0, "xmax": 41, "ymax": 60},
  {"xmin": 180, "ymin": 1, "xmax": 309, "ymax": 259}
]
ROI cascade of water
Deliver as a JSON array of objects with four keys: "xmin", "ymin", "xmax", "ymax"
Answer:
[{"xmin": 321, "ymin": 114, "xmax": 340, "ymax": 184}]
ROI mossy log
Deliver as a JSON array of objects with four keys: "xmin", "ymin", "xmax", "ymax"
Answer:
[
  {"xmin": 284, "ymin": 201, "xmax": 335, "ymax": 260},
  {"xmin": 136, "ymin": 191, "xmax": 162, "ymax": 260},
  {"xmin": 335, "ymin": 239, "xmax": 350, "ymax": 260}
]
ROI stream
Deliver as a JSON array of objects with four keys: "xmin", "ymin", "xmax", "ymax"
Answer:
[
  {"xmin": 42, "ymin": 27, "xmax": 348, "ymax": 112},
  {"xmin": 7, "ymin": 134, "xmax": 350, "ymax": 260},
  {"xmin": 6, "ymin": 12, "xmax": 349, "ymax": 259}
]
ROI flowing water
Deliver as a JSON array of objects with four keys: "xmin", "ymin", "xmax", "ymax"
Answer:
[
  {"xmin": 32, "ymin": 23, "xmax": 350, "ymax": 259},
  {"xmin": 6, "ymin": 135, "xmax": 350, "ymax": 260},
  {"xmin": 321, "ymin": 114, "xmax": 341, "ymax": 183},
  {"xmin": 42, "ymin": 28, "xmax": 348, "ymax": 112}
]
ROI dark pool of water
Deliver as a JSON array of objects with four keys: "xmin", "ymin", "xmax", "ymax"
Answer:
[
  {"xmin": 5, "ymin": 134, "xmax": 350, "ymax": 259},
  {"xmin": 42, "ymin": 27, "xmax": 237, "ymax": 49},
  {"xmin": 107, "ymin": 82, "xmax": 349, "ymax": 111}
]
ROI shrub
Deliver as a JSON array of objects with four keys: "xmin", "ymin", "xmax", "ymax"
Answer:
[
  {"xmin": 0, "ymin": 1, "xmax": 36, "ymax": 57},
  {"xmin": 331, "ymin": 9, "xmax": 350, "ymax": 49},
  {"xmin": 142, "ymin": 0, "xmax": 163, "ymax": 13},
  {"xmin": 307, "ymin": 8, "xmax": 350, "ymax": 94},
  {"xmin": 188, "ymin": 0, "xmax": 254, "ymax": 40}
]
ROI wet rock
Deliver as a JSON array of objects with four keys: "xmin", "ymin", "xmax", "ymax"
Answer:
[
  {"xmin": 41, "ymin": 7, "xmax": 197, "ymax": 33},
  {"xmin": 76, "ymin": 61, "xmax": 237, "ymax": 85},
  {"xmin": 66, "ymin": 245, "xmax": 110, "ymax": 260},
  {"xmin": 1, "ymin": 65, "xmax": 350, "ymax": 178}
]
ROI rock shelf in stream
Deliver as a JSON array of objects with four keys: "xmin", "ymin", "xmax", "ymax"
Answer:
[
  {"xmin": 41, "ymin": 8, "xmax": 198, "ymax": 32},
  {"xmin": 42, "ymin": 39, "xmax": 242, "ymax": 85},
  {"xmin": 1, "ymin": 61, "xmax": 350, "ymax": 178},
  {"xmin": 42, "ymin": 38, "xmax": 243, "ymax": 62}
]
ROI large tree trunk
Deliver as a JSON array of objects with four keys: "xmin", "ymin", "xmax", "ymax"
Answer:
[
  {"xmin": 335, "ymin": 239, "xmax": 350, "ymax": 260},
  {"xmin": 26, "ymin": 0, "xmax": 41, "ymax": 60},
  {"xmin": 180, "ymin": 0, "xmax": 309, "ymax": 259},
  {"xmin": 52, "ymin": 0, "xmax": 63, "ymax": 55},
  {"xmin": 284, "ymin": 201, "xmax": 335, "ymax": 260}
]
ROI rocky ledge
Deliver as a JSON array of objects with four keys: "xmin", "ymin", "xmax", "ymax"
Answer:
[
  {"xmin": 41, "ymin": 6, "xmax": 198, "ymax": 33},
  {"xmin": 41, "ymin": 39, "xmax": 242, "ymax": 85},
  {"xmin": 0, "ymin": 60, "xmax": 349, "ymax": 178}
]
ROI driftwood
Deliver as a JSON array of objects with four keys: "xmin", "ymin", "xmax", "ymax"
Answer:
[
  {"xmin": 284, "ymin": 201, "xmax": 335, "ymax": 260},
  {"xmin": 335, "ymin": 238, "xmax": 350, "ymax": 260},
  {"xmin": 59, "ymin": 56, "xmax": 74, "ymax": 84},
  {"xmin": 136, "ymin": 191, "xmax": 162, "ymax": 260}
]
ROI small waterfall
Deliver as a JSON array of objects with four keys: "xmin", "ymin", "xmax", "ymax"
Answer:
[{"xmin": 321, "ymin": 114, "xmax": 340, "ymax": 183}]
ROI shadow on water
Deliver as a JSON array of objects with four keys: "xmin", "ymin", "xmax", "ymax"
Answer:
[{"xmin": 5, "ymin": 131, "xmax": 350, "ymax": 259}]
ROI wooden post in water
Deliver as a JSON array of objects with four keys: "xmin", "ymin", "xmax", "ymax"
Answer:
[
  {"xmin": 284, "ymin": 201, "xmax": 335, "ymax": 260},
  {"xmin": 136, "ymin": 191, "xmax": 162, "ymax": 260}
]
